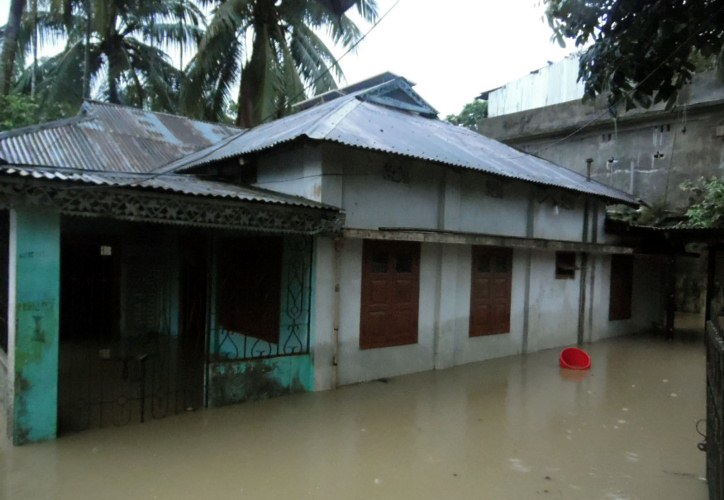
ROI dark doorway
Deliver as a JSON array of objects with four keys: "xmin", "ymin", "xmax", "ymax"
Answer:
[
  {"xmin": 179, "ymin": 237, "xmax": 208, "ymax": 410},
  {"xmin": 58, "ymin": 235, "xmax": 122, "ymax": 433},
  {"xmin": 58, "ymin": 229, "xmax": 210, "ymax": 434}
]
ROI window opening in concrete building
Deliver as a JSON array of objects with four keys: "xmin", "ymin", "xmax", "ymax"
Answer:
[
  {"xmin": 218, "ymin": 236, "xmax": 283, "ymax": 345},
  {"xmin": 555, "ymin": 251, "xmax": 577, "ymax": 279}
]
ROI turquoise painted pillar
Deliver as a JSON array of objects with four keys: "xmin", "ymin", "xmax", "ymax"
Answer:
[{"xmin": 7, "ymin": 208, "xmax": 60, "ymax": 445}]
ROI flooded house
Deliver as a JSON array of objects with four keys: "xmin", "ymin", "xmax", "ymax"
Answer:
[{"xmin": 0, "ymin": 74, "xmax": 664, "ymax": 445}]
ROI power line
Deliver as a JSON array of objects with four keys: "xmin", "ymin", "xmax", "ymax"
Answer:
[{"xmin": 107, "ymin": 0, "xmax": 403, "ymax": 189}]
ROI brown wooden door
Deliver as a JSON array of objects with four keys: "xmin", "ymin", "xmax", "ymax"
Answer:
[
  {"xmin": 360, "ymin": 240, "xmax": 420, "ymax": 349},
  {"xmin": 470, "ymin": 246, "xmax": 512, "ymax": 336}
]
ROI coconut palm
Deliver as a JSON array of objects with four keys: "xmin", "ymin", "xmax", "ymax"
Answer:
[
  {"xmin": 13, "ymin": 0, "xmax": 204, "ymax": 111},
  {"xmin": 181, "ymin": 0, "xmax": 378, "ymax": 127},
  {"xmin": 0, "ymin": 0, "xmax": 29, "ymax": 95}
]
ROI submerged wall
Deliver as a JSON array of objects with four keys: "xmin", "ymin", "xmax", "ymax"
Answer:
[
  {"xmin": 256, "ymin": 143, "xmax": 661, "ymax": 388},
  {"xmin": 311, "ymin": 235, "xmax": 661, "ymax": 388}
]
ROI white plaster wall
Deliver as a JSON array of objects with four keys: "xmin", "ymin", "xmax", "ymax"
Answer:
[
  {"xmin": 315, "ymin": 237, "xmax": 663, "ymax": 387},
  {"xmin": 527, "ymin": 250, "xmax": 580, "ymax": 351},
  {"xmin": 335, "ymin": 239, "xmax": 435, "ymax": 385},
  {"xmin": 457, "ymin": 172, "xmax": 528, "ymax": 237},
  {"xmin": 322, "ymin": 146, "xmax": 442, "ymax": 230},
  {"xmin": 449, "ymin": 246, "xmax": 527, "ymax": 366},
  {"xmin": 335, "ymin": 240, "xmax": 528, "ymax": 385},
  {"xmin": 312, "ymin": 237, "xmax": 336, "ymax": 391},
  {"xmin": 532, "ymin": 195, "xmax": 586, "ymax": 242},
  {"xmin": 590, "ymin": 254, "xmax": 664, "ymax": 341},
  {"xmin": 322, "ymin": 144, "xmax": 595, "ymax": 241},
  {"xmin": 256, "ymin": 145, "xmax": 324, "ymax": 202}
]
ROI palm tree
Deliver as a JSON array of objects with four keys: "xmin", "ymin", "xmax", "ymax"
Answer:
[
  {"xmin": 14, "ymin": 0, "xmax": 204, "ymax": 112},
  {"xmin": 0, "ymin": 0, "xmax": 28, "ymax": 95},
  {"xmin": 181, "ymin": 0, "xmax": 378, "ymax": 127}
]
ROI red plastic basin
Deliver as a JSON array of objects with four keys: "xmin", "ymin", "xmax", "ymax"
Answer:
[{"xmin": 560, "ymin": 347, "xmax": 591, "ymax": 370}]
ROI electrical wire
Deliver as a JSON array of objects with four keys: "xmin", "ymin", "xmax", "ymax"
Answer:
[
  {"xmin": 501, "ymin": 1, "xmax": 724, "ymax": 161},
  {"xmin": 95, "ymin": 0, "xmax": 403, "ymax": 190}
]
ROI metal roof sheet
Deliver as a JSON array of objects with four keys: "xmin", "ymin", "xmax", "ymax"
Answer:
[
  {"xmin": 0, "ymin": 101, "xmax": 241, "ymax": 173},
  {"xmin": 0, "ymin": 165, "xmax": 338, "ymax": 211},
  {"xmin": 161, "ymin": 81, "xmax": 640, "ymax": 206}
]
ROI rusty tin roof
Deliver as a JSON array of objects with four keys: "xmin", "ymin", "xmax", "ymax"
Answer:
[
  {"xmin": 162, "ymin": 77, "xmax": 640, "ymax": 206},
  {"xmin": 0, "ymin": 165, "xmax": 337, "ymax": 211},
  {"xmin": 0, "ymin": 101, "xmax": 241, "ymax": 173}
]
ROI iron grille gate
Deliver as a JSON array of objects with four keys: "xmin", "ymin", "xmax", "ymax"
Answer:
[
  {"xmin": 57, "ymin": 335, "xmax": 204, "ymax": 433},
  {"xmin": 707, "ymin": 320, "xmax": 724, "ymax": 500}
]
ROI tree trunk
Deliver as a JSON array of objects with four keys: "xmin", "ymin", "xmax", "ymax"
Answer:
[
  {"xmin": 0, "ymin": 0, "xmax": 28, "ymax": 95},
  {"xmin": 236, "ymin": 24, "xmax": 271, "ymax": 128}
]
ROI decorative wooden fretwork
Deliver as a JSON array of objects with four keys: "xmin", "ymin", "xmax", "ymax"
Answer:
[{"xmin": 0, "ymin": 178, "xmax": 343, "ymax": 234}]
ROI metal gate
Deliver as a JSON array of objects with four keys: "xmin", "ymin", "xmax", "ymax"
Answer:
[
  {"xmin": 57, "ymin": 235, "xmax": 206, "ymax": 434},
  {"xmin": 706, "ymin": 320, "xmax": 724, "ymax": 500},
  {"xmin": 57, "ymin": 335, "xmax": 202, "ymax": 432}
]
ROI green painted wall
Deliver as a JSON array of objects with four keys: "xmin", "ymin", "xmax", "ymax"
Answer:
[
  {"xmin": 11, "ymin": 208, "xmax": 60, "ymax": 445},
  {"xmin": 208, "ymin": 355, "xmax": 313, "ymax": 407}
]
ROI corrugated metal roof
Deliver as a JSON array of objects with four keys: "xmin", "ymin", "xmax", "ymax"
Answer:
[
  {"xmin": 0, "ymin": 165, "xmax": 338, "ymax": 211},
  {"xmin": 161, "ymin": 79, "xmax": 640, "ymax": 206},
  {"xmin": 0, "ymin": 101, "xmax": 241, "ymax": 173}
]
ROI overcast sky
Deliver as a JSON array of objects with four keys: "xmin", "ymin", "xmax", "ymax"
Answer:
[
  {"xmin": 335, "ymin": 0, "xmax": 575, "ymax": 116},
  {"xmin": 0, "ymin": 0, "xmax": 575, "ymax": 117}
]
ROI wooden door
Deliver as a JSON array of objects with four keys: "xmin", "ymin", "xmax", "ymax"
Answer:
[
  {"xmin": 470, "ymin": 246, "xmax": 512, "ymax": 336},
  {"xmin": 360, "ymin": 240, "xmax": 420, "ymax": 349}
]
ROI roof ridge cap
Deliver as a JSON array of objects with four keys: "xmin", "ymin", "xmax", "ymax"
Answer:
[
  {"xmin": 307, "ymin": 97, "xmax": 362, "ymax": 138},
  {"xmin": 0, "ymin": 115, "xmax": 94, "ymax": 140}
]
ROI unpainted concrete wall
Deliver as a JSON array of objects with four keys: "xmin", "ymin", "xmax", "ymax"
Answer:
[{"xmin": 478, "ymin": 72, "xmax": 724, "ymax": 209}]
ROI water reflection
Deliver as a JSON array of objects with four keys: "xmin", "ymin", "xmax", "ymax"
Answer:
[{"xmin": 1, "ymin": 334, "xmax": 707, "ymax": 500}]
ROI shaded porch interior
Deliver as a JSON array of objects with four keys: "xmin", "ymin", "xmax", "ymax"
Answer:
[{"xmin": 55, "ymin": 216, "xmax": 315, "ymax": 435}]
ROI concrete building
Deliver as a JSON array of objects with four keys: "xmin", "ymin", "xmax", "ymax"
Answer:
[
  {"xmin": 478, "ymin": 62, "xmax": 724, "ymax": 327},
  {"xmin": 0, "ymin": 74, "xmax": 663, "ymax": 445},
  {"xmin": 167, "ymin": 73, "xmax": 660, "ymax": 387},
  {"xmin": 479, "ymin": 66, "xmax": 724, "ymax": 210}
]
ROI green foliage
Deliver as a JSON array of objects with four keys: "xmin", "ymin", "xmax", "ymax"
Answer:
[
  {"xmin": 181, "ymin": 0, "xmax": 379, "ymax": 127},
  {"xmin": 0, "ymin": 93, "xmax": 72, "ymax": 131},
  {"xmin": 679, "ymin": 177, "xmax": 724, "ymax": 228},
  {"xmin": 608, "ymin": 201, "xmax": 677, "ymax": 227},
  {"xmin": 545, "ymin": 0, "xmax": 724, "ymax": 110},
  {"xmin": 5, "ymin": 0, "xmax": 204, "ymax": 112},
  {"xmin": 1, "ymin": 0, "xmax": 379, "ymax": 125},
  {"xmin": 445, "ymin": 99, "xmax": 488, "ymax": 130}
]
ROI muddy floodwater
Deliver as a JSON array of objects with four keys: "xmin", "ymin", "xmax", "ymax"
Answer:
[{"xmin": 1, "ymin": 334, "xmax": 707, "ymax": 499}]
